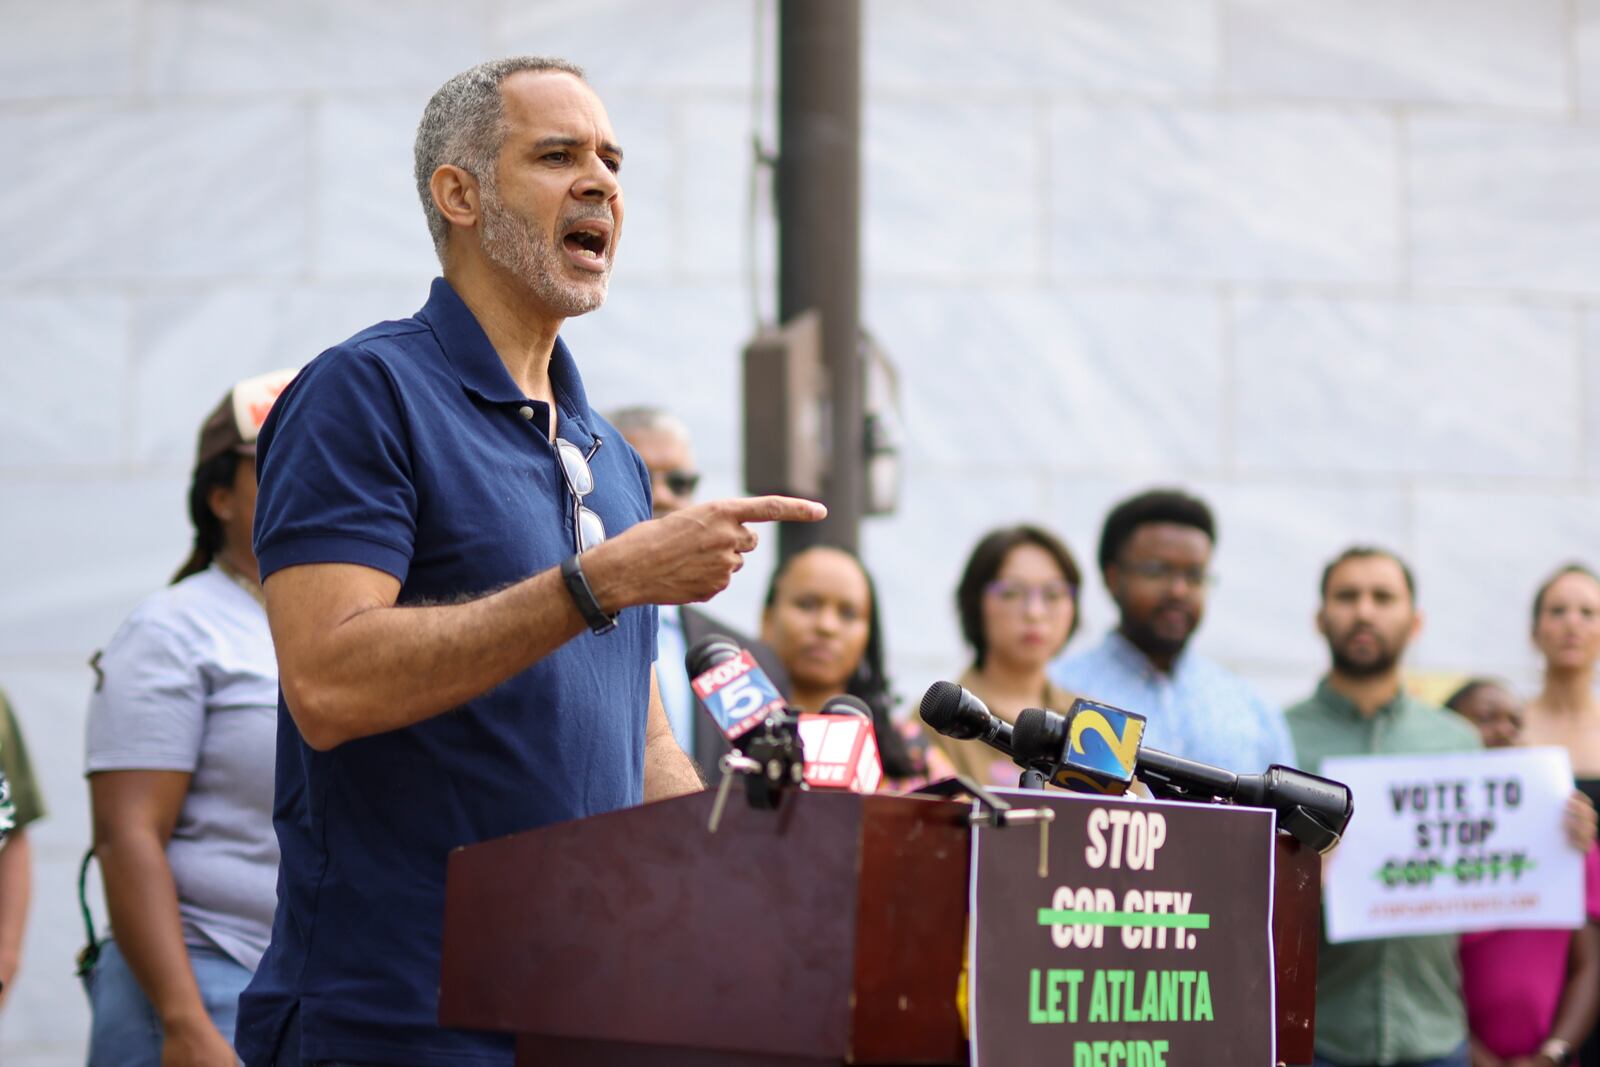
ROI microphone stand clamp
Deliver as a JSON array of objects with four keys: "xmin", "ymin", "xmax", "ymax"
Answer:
[
  {"xmin": 706, "ymin": 710, "xmax": 805, "ymax": 832},
  {"xmin": 913, "ymin": 775, "xmax": 1057, "ymax": 877}
]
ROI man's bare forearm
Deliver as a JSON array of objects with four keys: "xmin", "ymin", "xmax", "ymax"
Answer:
[
  {"xmin": 644, "ymin": 739, "xmax": 703, "ymax": 802},
  {"xmin": 642, "ymin": 672, "xmax": 704, "ymax": 802},
  {"xmin": 269, "ymin": 565, "xmax": 590, "ymax": 750},
  {"xmin": 268, "ymin": 496, "xmax": 827, "ymax": 751}
]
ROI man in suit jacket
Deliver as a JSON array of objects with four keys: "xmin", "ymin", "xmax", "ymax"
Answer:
[{"xmin": 611, "ymin": 407, "xmax": 792, "ymax": 771}]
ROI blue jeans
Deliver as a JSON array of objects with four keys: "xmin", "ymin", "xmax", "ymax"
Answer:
[
  {"xmin": 84, "ymin": 938, "xmax": 252, "ymax": 1067},
  {"xmin": 1313, "ymin": 1044, "xmax": 1470, "ymax": 1067}
]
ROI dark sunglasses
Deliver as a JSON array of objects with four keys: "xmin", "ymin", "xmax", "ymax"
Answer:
[
  {"xmin": 656, "ymin": 469, "xmax": 700, "ymax": 498},
  {"xmin": 555, "ymin": 435, "xmax": 606, "ymax": 554}
]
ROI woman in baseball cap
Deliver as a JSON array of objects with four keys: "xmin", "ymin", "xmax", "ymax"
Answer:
[{"xmin": 81, "ymin": 368, "xmax": 295, "ymax": 1066}]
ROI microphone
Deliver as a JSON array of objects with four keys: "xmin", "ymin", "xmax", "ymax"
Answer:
[
  {"xmin": 818, "ymin": 694, "xmax": 872, "ymax": 719},
  {"xmin": 1012, "ymin": 699, "xmax": 1146, "ymax": 795},
  {"xmin": 918, "ymin": 681, "xmax": 1014, "ymax": 758},
  {"xmin": 918, "ymin": 682, "xmax": 1143, "ymax": 793},
  {"xmin": 1232, "ymin": 766, "xmax": 1355, "ymax": 854},
  {"xmin": 1131, "ymin": 746, "xmax": 1252, "ymax": 801},
  {"xmin": 1012, "ymin": 703, "xmax": 1353, "ymax": 852},
  {"xmin": 687, "ymin": 634, "xmax": 789, "ymax": 743},
  {"xmin": 796, "ymin": 694, "xmax": 883, "ymax": 793},
  {"xmin": 687, "ymin": 634, "xmax": 806, "ymax": 809}
]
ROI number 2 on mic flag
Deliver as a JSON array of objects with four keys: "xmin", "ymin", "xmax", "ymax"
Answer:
[{"xmin": 691, "ymin": 650, "xmax": 787, "ymax": 740}]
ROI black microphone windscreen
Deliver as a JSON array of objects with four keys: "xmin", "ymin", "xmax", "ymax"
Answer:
[
  {"xmin": 685, "ymin": 634, "xmax": 742, "ymax": 678},
  {"xmin": 1011, "ymin": 707, "xmax": 1060, "ymax": 766},
  {"xmin": 818, "ymin": 694, "xmax": 872, "ymax": 719},
  {"xmin": 919, "ymin": 681, "xmax": 963, "ymax": 732}
]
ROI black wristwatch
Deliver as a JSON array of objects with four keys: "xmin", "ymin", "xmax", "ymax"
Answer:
[{"xmin": 561, "ymin": 553, "xmax": 618, "ymax": 635}]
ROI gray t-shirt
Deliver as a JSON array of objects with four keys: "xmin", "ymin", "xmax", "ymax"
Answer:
[{"xmin": 86, "ymin": 565, "xmax": 280, "ymax": 972}]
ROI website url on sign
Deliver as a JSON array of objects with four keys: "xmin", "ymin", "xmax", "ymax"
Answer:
[{"xmin": 1367, "ymin": 895, "xmax": 1538, "ymax": 919}]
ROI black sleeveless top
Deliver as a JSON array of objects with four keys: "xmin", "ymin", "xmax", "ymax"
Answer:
[{"xmin": 1576, "ymin": 780, "xmax": 1600, "ymax": 1067}]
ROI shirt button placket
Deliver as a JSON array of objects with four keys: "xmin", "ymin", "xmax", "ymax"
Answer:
[
  {"xmin": 1377, "ymin": 940, "xmax": 1394, "ymax": 1062},
  {"xmin": 1366, "ymin": 714, "xmax": 1389, "ymax": 1062}
]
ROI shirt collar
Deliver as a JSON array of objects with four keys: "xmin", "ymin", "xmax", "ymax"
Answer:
[
  {"xmin": 1314, "ymin": 675, "xmax": 1407, "ymax": 721},
  {"xmin": 1102, "ymin": 628, "xmax": 1192, "ymax": 682},
  {"xmin": 415, "ymin": 277, "xmax": 596, "ymax": 444}
]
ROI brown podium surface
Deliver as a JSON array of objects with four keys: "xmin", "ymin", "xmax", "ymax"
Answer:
[{"xmin": 439, "ymin": 789, "xmax": 1320, "ymax": 1066}]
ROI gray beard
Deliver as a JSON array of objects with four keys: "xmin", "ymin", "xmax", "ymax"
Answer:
[{"xmin": 479, "ymin": 182, "xmax": 610, "ymax": 318}]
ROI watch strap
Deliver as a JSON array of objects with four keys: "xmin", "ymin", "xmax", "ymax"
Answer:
[
  {"xmin": 1540, "ymin": 1038, "xmax": 1573, "ymax": 1065},
  {"xmin": 561, "ymin": 553, "xmax": 618, "ymax": 635}
]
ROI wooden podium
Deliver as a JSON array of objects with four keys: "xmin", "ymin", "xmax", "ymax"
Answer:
[{"xmin": 438, "ymin": 789, "xmax": 1321, "ymax": 1066}]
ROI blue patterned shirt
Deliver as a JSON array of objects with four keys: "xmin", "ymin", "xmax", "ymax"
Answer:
[{"xmin": 1049, "ymin": 630, "xmax": 1295, "ymax": 773}]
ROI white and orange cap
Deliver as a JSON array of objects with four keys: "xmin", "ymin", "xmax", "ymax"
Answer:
[{"xmin": 194, "ymin": 367, "xmax": 298, "ymax": 467}]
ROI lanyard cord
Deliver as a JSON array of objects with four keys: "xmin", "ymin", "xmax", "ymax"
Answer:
[{"xmin": 74, "ymin": 849, "xmax": 100, "ymax": 976}]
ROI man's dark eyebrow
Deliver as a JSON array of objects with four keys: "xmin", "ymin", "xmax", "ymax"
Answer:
[{"xmin": 530, "ymin": 135, "xmax": 624, "ymax": 162}]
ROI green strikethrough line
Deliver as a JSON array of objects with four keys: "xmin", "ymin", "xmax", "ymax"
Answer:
[{"xmin": 1036, "ymin": 909, "xmax": 1212, "ymax": 929}]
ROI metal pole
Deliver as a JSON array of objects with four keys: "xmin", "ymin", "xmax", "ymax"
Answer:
[{"xmin": 776, "ymin": 0, "xmax": 863, "ymax": 560}]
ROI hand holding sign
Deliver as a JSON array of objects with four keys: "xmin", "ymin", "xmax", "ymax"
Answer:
[
  {"xmin": 1321, "ymin": 747, "xmax": 1585, "ymax": 941},
  {"xmin": 1563, "ymin": 789, "xmax": 1597, "ymax": 852}
]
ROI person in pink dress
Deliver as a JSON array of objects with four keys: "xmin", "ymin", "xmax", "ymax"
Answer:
[{"xmin": 1447, "ymin": 678, "xmax": 1600, "ymax": 1067}]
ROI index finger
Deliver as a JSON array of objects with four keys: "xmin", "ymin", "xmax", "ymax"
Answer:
[{"xmin": 721, "ymin": 495, "xmax": 828, "ymax": 524}]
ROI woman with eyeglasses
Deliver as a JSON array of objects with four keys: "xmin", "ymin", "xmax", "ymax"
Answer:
[
  {"xmin": 760, "ymin": 545, "xmax": 922, "ymax": 784},
  {"xmin": 82, "ymin": 371, "xmax": 292, "ymax": 1067},
  {"xmin": 920, "ymin": 525, "xmax": 1083, "ymax": 787}
]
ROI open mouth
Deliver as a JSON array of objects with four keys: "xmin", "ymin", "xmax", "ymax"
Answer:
[{"xmin": 562, "ymin": 221, "xmax": 610, "ymax": 266}]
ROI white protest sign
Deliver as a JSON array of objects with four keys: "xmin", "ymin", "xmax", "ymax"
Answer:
[{"xmin": 1321, "ymin": 747, "xmax": 1582, "ymax": 943}]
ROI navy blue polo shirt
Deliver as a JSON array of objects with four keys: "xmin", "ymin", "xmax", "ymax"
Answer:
[{"xmin": 236, "ymin": 278, "xmax": 656, "ymax": 1067}]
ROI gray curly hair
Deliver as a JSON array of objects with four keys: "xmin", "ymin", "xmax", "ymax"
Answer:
[{"xmin": 414, "ymin": 56, "xmax": 587, "ymax": 265}]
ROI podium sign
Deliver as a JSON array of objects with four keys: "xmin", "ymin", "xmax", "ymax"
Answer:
[{"xmin": 970, "ymin": 791, "xmax": 1277, "ymax": 1067}]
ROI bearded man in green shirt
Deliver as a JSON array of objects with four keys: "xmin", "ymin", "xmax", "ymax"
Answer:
[{"xmin": 1286, "ymin": 547, "xmax": 1480, "ymax": 1067}]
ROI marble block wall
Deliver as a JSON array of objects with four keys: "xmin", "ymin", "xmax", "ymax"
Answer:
[{"xmin": 3, "ymin": 0, "xmax": 1599, "ymax": 1059}]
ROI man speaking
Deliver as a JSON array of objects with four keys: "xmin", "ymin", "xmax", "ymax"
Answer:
[{"xmin": 234, "ymin": 57, "xmax": 824, "ymax": 1067}]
